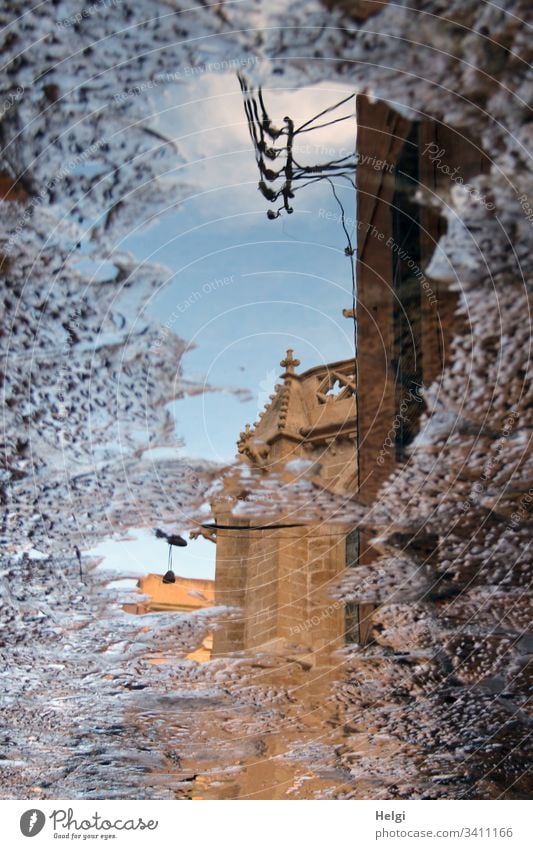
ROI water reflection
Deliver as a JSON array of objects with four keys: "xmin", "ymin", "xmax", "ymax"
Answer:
[
  {"xmin": 124, "ymin": 573, "xmax": 215, "ymax": 663},
  {"xmin": 123, "ymin": 343, "xmax": 364, "ymax": 797},
  {"xmin": 122, "ymin": 536, "xmax": 358, "ymax": 798},
  {"xmin": 128, "ymin": 350, "xmax": 362, "ymax": 665},
  {"xmin": 2, "ymin": 0, "xmax": 528, "ymax": 803},
  {"xmin": 124, "ymin": 573, "xmax": 215, "ymax": 615},
  {"xmin": 116, "ymin": 91, "xmax": 507, "ymax": 800},
  {"xmin": 212, "ymin": 351, "xmax": 360, "ymax": 666}
]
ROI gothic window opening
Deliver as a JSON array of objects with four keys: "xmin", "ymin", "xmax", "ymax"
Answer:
[{"xmin": 316, "ymin": 366, "xmax": 356, "ymax": 404}]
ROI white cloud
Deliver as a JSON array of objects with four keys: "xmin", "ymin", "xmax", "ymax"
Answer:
[{"xmin": 151, "ymin": 73, "xmax": 355, "ymax": 212}]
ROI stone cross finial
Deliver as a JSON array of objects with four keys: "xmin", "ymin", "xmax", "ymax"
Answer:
[{"xmin": 280, "ymin": 348, "xmax": 300, "ymax": 375}]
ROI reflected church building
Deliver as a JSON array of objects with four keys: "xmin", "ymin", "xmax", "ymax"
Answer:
[
  {"xmin": 213, "ymin": 350, "xmax": 359, "ymax": 663},
  {"xmin": 211, "ymin": 93, "xmax": 488, "ymax": 665}
]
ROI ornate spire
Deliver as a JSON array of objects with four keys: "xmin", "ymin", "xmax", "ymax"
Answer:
[{"xmin": 280, "ymin": 348, "xmax": 300, "ymax": 376}]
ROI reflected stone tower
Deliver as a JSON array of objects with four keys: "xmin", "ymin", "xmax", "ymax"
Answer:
[{"xmin": 213, "ymin": 350, "xmax": 358, "ymax": 663}]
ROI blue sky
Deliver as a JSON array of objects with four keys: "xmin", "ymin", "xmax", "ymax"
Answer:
[{"xmin": 92, "ymin": 71, "xmax": 356, "ymax": 580}]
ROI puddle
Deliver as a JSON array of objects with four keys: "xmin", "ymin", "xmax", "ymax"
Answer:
[
  {"xmin": 113, "ymin": 525, "xmax": 362, "ymax": 799},
  {"xmin": 2, "ymin": 3, "xmax": 530, "ymax": 802}
]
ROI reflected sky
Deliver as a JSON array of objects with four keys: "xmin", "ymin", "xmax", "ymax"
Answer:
[{"xmin": 93, "ymin": 71, "xmax": 357, "ymax": 579}]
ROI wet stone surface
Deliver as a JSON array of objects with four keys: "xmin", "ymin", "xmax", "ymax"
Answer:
[{"xmin": 1, "ymin": 0, "xmax": 532, "ymax": 801}]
